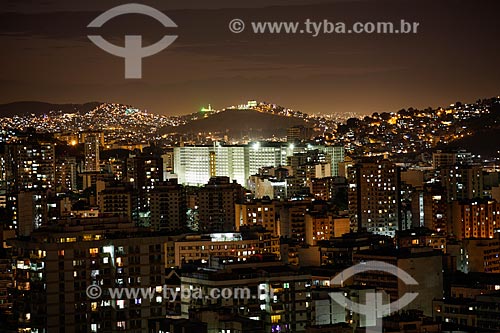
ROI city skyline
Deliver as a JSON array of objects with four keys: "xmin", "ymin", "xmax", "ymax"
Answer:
[{"xmin": 2, "ymin": 1, "xmax": 500, "ymax": 332}]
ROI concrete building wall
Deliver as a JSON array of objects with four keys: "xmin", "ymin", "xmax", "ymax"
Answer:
[{"xmin": 398, "ymin": 252, "xmax": 443, "ymax": 316}]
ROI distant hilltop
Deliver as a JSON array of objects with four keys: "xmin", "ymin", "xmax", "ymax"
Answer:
[
  {"xmin": 0, "ymin": 101, "xmax": 101, "ymax": 117},
  {"xmin": 1, "ymin": 97, "xmax": 500, "ymax": 156},
  {"xmin": 161, "ymin": 108, "xmax": 309, "ymax": 137}
]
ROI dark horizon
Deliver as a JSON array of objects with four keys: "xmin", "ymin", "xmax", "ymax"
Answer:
[{"xmin": 1, "ymin": 0, "xmax": 499, "ymax": 116}]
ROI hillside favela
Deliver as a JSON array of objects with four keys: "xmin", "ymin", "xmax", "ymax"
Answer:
[{"xmin": 0, "ymin": 96, "xmax": 499, "ymax": 333}]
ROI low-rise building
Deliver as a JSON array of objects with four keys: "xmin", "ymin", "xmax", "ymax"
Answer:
[
  {"xmin": 170, "ymin": 229, "xmax": 280, "ymax": 267},
  {"xmin": 396, "ymin": 227, "xmax": 447, "ymax": 253},
  {"xmin": 318, "ymin": 232, "xmax": 393, "ymax": 267}
]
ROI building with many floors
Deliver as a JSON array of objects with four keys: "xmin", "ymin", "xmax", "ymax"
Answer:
[
  {"xmin": 149, "ymin": 179, "xmax": 187, "ymax": 232},
  {"xmin": 450, "ymin": 199, "xmax": 499, "ymax": 240},
  {"xmin": 180, "ymin": 262, "xmax": 312, "ymax": 333},
  {"xmin": 235, "ymin": 199, "xmax": 281, "ymax": 236},
  {"xmin": 352, "ymin": 247, "xmax": 444, "ymax": 317},
  {"xmin": 7, "ymin": 217, "xmax": 177, "ymax": 333},
  {"xmin": 197, "ymin": 177, "xmax": 246, "ymax": 233},
  {"xmin": 348, "ymin": 159, "xmax": 402, "ymax": 237}
]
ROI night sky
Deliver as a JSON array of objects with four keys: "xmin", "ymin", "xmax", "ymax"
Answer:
[{"xmin": 1, "ymin": 0, "xmax": 499, "ymax": 115}]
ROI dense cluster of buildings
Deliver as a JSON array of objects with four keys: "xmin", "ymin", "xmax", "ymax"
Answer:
[
  {"xmin": 5, "ymin": 98, "xmax": 498, "ymax": 156},
  {"xmin": 1, "ymin": 99, "xmax": 500, "ymax": 333}
]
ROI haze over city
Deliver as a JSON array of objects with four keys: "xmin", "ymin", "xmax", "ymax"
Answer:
[{"xmin": 1, "ymin": 0, "xmax": 499, "ymax": 115}]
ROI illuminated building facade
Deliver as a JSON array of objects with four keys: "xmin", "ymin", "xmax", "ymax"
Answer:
[
  {"xmin": 174, "ymin": 143, "xmax": 289, "ymax": 188},
  {"xmin": 323, "ymin": 146, "xmax": 345, "ymax": 177},
  {"xmin": 305, "ymin": 214, "xmax": 350, "ymax": 246},
  {"xmin": 174, "ymin": 146, "xmax": 212, "ymax": 186},
  {"xmin": 441, "ymin": 165, "xmax": 484, "ymax": 203},
  {"xmin": 174, "ymin": 143, "xmax": 343, "ymax": 190},
  {"xmin": 348, "ymin": 159, "xmax": 401, "ymax": 237},
  {"xmin": 126, "ymin": 155, "xmax": 163, "ymax": 191},
  {"xmin": 171, "ymin": 231, "xmax": 280, "ymax": 267},
  {"xmin": 83, "ymin": 133, "xmax": 101, "ymax": 172},
  {"xmin": 181, "ymin": 263, "xmax": 312, "ymax": 333},
  {"xmin": 6, "ymin": 140, "xmax": 56, "ymax": 191},
  {"xmin": 8, "ymin": 218, "xmax": 174, "ymax": 333},
  {"xmin": 235, "ymin": 199, "xmax": 281, "ymax": 236},
  {"xmin": 451, "ymin": 199, "xmax": 499, "ymax": 240},
  {"xmin": 55, "ymin": 156, "xmax": 78, "ymax": 193}
]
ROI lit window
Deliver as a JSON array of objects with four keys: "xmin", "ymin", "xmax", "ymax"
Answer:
[{"xmin": 116, "ymin": 300, "xmax": 125, "ymax": 309}]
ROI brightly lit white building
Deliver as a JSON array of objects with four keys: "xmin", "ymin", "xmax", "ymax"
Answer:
[
  {"xmin": 174, "ymin": 146, "xmax": 212, "ymax": 186},
  {"xmin": 248, "ymin": 142, "xmax": 289, "ymax": 177},
  {"xmin": 174, "ymin": 143, "xmax": 344, "ymax": 188},
  {"xmin": 174, "ymin": 143, "xmax": 291, "ymax": 188},
  {"xmin": 213, "ymin": 144, "xmax": 248, "ymax": 186}
]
